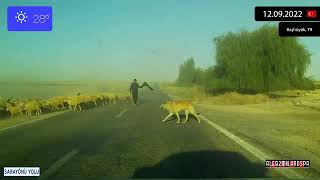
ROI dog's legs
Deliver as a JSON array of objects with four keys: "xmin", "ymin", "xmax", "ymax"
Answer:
[
  {"xmin": 162, "ymin": 113, "xmax": 173, "ymax": 122},
  {"xmin": 175, "ymin": 112, "xmax": 181, "ymax": 124},
  {"xmin": 183, "ymin": 110, "xmax": 189, "ymax": 123},
  {"xmin": 191, "ymin": 112, "xmax": 200, "ymax": 123},
  {"xmin": 190, "ymin": 108, "xmax": 200, "ymax": 123}
]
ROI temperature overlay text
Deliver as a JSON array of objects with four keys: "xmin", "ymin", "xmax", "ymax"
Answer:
[{"xmin": 7, "ymin": 6, "xmax": 52, "ymax": 31}]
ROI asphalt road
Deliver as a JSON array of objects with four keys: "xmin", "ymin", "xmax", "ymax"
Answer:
[{"xmin": 1, "ymin": 91, "xmax": 282, "ymax": 179}]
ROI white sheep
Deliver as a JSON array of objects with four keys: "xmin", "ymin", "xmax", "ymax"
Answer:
[
  {"xmin": 89, "ymin": 95, "xmax": 98, "ymax": 106},
  {"xmin": 47, "ymin": 96, "xmax": 67, "ymax": 111},
  {"xmin": 6, "ymin": 103, "xmax": 24, "ymax": 118},
  {"xmin": 79, "ymin": 95, "xmax": 100, "ymax": 107},
  {"xmin": 96, "ymin": 94, "xmax": 108, "ymax": 105},
  {"xmin": 101, "ymin": 93, "xmax": 117, "ymax": 104},
  {"xmin": 0, "ymin": 97, "xmax": 7, "ymax": 111},
  {"xmin": 79, "ymin": 95, "xmax": 91, "ymax": 105},
  {"xmin": 24, "ymin": 100, "xmax": 42, "ymax": 116},
  {"xmin": 117, "ymin": 93, "xmax": 132, "ymax": 104},
  {"xmin": 67, "ymin": 96, "xmax": 82, "ymax": 111}
]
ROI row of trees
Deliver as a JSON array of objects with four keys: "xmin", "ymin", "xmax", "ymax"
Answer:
[{"xmin": 176, "ymin": 25, "xmax": 315, "ymax": 93}]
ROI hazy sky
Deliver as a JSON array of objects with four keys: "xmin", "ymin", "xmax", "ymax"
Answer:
[{"xmin": 0, "ymin": 0, "xmax": 319, "ymax": 82}]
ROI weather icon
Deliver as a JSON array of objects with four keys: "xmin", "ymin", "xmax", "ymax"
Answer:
[{"xmin": 15, "ymin": 11, "xmax": 28, "ymax": 23}]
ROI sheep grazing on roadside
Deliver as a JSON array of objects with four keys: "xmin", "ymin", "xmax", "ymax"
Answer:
[
  {"xmin": 90, "ymin": 95, "xmax": 99, "ymax": 106},
  {"xmin": 0, "ymin": 97, "xmax": 7, "ymax": 111},
  {"xmin": 24, "ymin": 100, "xmax": 42, "ymax": 116},
  {"xmin": 1, "ymin": 89, "xmax": 137, "ymax": 116},
  {"xmin": 47, "ymin": 96, "xmax": 67, "ymax": 111},
  {"xmin": 101, "ymin": 93, "xmax": 117, "ymax": 104},
  {"xmin": 67, "ymin": 96, "xmax": 82, "ymax": 111},
  {"xmin": 78, "ymin": 95, "xmax": 97, "ymax": 106},
  {"xmin": 7, "ymin": 97, "xmax": 15, "ymax": 103},
  {"xmin": 7, "ymin": 97, "xmax": 26, "ymax": 106},
  {"xmin": 117, "ymin": 93, "xmax": 132, "ymax": 104},
  {"xmin": 38, "ymin": 99, "xmax": 50, "ymax": 112},
  {"xmin": 6, "ymin": 103, "xmax": 24, "ymax": 118},
  {"xmin": 96, "ymin": 94, "xmax": 109, "ymax": 105}
]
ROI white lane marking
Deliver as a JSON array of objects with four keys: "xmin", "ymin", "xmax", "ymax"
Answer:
[
  {"xmin": 39, "ymin": 149, "xmax": 78, "ymax": 179},
  {"xmin": 0, "ymin": 111, "xmax": 68, "ymax": 133},
  {"xmin": 200, "ymin": 114, "xmax": 304, "ymax": 178},
  {"xmin": 115, "ymin": 108, "xmax": 128, "ymax": 118}
]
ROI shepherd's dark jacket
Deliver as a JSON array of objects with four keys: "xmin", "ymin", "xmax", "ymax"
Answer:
[{"xmin": 130, "ymin": 82, "xmax": 143, "ymax": 95}]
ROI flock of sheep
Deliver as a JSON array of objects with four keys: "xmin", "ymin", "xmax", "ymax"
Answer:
[{"xmin": 0, "ymin": 92, "xmax": 132, "ymax": 119}]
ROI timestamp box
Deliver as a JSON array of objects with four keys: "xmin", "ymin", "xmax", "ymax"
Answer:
[{"xmin": 255, "ymin": 6, "xmax": 320, "ymax": 21}]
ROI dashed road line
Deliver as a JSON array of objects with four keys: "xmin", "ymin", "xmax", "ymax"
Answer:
[
  {"xmin": 200, "ymin": 114, "xmax": 304, "ymax": 179},
  {"xmin": 39, "ymin": 149, "xmax": 78, "ymax": 179},
  {"xmin": 115, "ymin": 108, "xmax": 128, "ymax": 118},
  {"xmin": 0, "ymin": 111, "xmax": 68, "ymax": 133}
]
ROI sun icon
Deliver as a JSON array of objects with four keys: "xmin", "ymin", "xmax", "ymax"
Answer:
[{"xmin": 15, "ymin": 11, "xmax": 28, "ymax": 23}]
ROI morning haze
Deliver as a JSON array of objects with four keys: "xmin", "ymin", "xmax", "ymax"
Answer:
[{"xmin": 0, "ymin": 0, "xmax": 319, "ymax": 82}]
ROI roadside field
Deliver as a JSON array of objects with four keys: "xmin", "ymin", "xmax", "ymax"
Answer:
[{"xmin": 160, "ymin": 83, "xmax": 320, "ymax": 177}]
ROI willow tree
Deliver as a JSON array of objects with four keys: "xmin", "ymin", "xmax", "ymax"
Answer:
[
  {"xmin": 213, "ymin": 24, "xmax": 313, "ymax": 92},
  {"xmin": 176, "ymin": 57, "xmax": 197, "ymax": 85}
]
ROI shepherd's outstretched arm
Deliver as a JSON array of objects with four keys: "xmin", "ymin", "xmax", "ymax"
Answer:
[{"xmin": 141, "ymin": 82, "xmax": 153, "ymax": 90}]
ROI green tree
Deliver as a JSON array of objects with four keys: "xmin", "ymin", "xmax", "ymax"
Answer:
[
  {"xmin": 176, "ymin": 57, "xmax": 197, "ymax": 85},
  {"xmin": 213, "ymin": 24, "xmax": 314, "ymax": 92}
]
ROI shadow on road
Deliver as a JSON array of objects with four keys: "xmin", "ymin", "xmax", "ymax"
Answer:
[
  {"xmin": 132, "ymin": 150, "xmax": 267, "ymax": 178},
  {"xmin": 161, "ymin": 113, "xmax": 199, "ymax": 123}
]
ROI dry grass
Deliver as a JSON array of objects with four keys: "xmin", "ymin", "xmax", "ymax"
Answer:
[
  {"xmin": 159, "ymin": 83, "xmax": 320, "ymax": 107},
  {"xmin": 205, "ymin": 92, "xmax": 270, "ymax": 105},
  {"xmin": 160, "ymin": 83, "xmax": 270, "ymax": 105}
]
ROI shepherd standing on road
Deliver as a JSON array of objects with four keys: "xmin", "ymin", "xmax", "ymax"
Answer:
[{"xmin": 129, "ymin": 79, "xmax": 153, "ymax": 105}]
